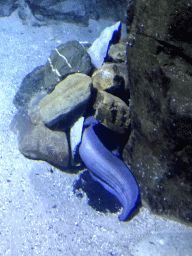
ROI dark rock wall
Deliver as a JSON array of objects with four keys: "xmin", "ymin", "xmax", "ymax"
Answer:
[{"xmin": 125, "ymin": 0, "xmax": 192, "ymax": 224}]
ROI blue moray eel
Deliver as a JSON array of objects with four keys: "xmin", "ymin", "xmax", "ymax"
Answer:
[{"xmin": 79, "ymin": 117, "xmax": 139, "ymax": 221}]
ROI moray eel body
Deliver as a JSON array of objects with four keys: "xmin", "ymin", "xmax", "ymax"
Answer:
[{"xmin": 79, "ymin": 117, "xmax": 139, "ymax": 221}]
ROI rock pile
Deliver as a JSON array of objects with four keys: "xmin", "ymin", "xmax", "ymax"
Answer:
[{"xmin": 12, "ymin": 22, "xmax": 130, "ymax": 169}]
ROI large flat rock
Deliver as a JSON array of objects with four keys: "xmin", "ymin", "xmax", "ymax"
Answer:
[{"xmin": 38, "ymin": 73, "xmax": 92, "ymax": 128}]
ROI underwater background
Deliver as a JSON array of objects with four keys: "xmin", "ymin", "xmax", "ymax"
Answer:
[{"xmin": 0, "ymin": 1, "xmax": 192, "ymax": 255}]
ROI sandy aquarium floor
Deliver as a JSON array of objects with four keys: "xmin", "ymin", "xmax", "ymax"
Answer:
[{"xmin": 0, "ymin": 10, "xmax": 192, "ymax": 256}]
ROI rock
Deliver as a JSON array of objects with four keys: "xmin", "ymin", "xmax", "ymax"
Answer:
[
  {"xmin": 95, "ymin": 0, "xmax": 127, "ymax": 23},
  {"xmin": 17, "ymin": 119, "xmax": 69, "ymax": 168},
  {"xmin": 88, "ymin": 21, "xmax": 121, "ymax": 69},
  {"xmin": 92, "ymin": 63, "xmax": 129, "ymax": 102},
  {"xmin": 93, "ymin": 91, "xmax": 130, "ymax": 134},
  {"xmin": 46, "ymin": 0, "xmax": 88, "ymax": 25},
  {"xmin": 44, "ymin": 41, "xmax": 94, "ymax": 92},
  {"xmin": 13, "ymin": 65, "xmax": 46, "ymax": 109},
  {"xmin": 70, "ymin": 116, "xmax": 84, "ymax": 166},
  {"xmin": 108, "ymin": 40, "xmax": 127, "ymax": 63},
  {"xmin": 17, "ymin": 1, "xmax": 127, "ymax": 27},
  {"xmin": 18, "ymin": 0, "xmax": 89, "ymax": 26},
  {"xmin": 19, "ymin": 124, "xmax": 69, "ymax": 167},
  {"xmin": 27, "ymin": 91, "xmax": 48, "ymax": 126},
  {"xmin": 36, "ymin": 73, "xmax": 92, "ymax": 128},
  {"xmin": 13, "ymin": 41, "xmax": 93, "ymax": 110},
  {"xmin": 0, "ymin": 0, "xmax": 18, "ymax": 17},
  {"xmin": 18, "ymin": 0, "xmax": 46, "ymax": 26},
  {"xmin": 125, "ymin": 0, "xmax": 192, "ymax": 224}
]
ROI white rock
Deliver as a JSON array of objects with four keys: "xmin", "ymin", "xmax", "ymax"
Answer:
[
  {"xmin": 88, "ymin": 21, "xmax": 121, "ymax": 69},
  {"xmin": 70, "ymin": 116, "xmax": 84, "ymax": 166}
]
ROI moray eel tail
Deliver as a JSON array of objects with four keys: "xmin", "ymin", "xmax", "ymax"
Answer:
[{"xmin": 79, "ymin": 118, "xmax": 139, "ymax": 221}]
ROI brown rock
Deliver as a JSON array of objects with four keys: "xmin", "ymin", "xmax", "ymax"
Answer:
[
  {"xmin": 108, "ymin": 40, "xmax": 127, "ymax": 63},
  {"xmin": 37, "ymin": 73, "xmax": 92, "ymax": 128},
  {"xmin": 92, "ymin": 63, "xmax": 129, "ymax": 101},
  {"xmin": 93, "ymin": 91, "xmax": 130, "ymax": 134},
  {"xmin": 19, "ymin": 123, "xmax": 69, "ymax": 167}
]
